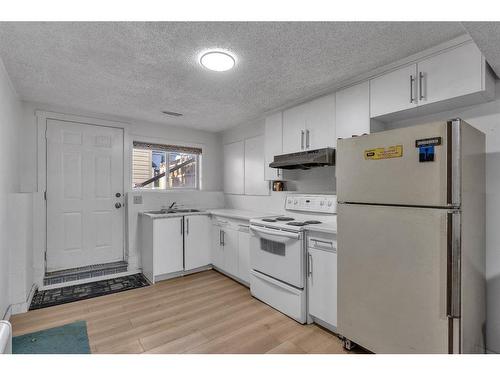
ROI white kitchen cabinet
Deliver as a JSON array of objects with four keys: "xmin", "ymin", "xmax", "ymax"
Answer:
[
  {"xmin": 306, "ymin": 94, "xmax": 336, "ymax": 149},
  {"xmin": 370, "ymin": 42, "xmax": 495, "ymax": 120},
  {"xmin": 417, "ymin": 42, "xmax": 487, "ymax": 106},
  {"xmin": 282, "ymin": 94, "xmax": 336, "ymax": 153},
  {"xmin": 370, "ymin": 64, "xmax": 418, "ymax": 118},
  {"xmin": 308, "ymin": 239, "xmax": 337, "ymax": 329},
  {"xmin": 264, "ymin": 112, "xmax": 285, "ymax": 181},
  {"xmin": 282, "ymin": 102, "xmax": 308, "ymax": 154},
  {"xmin": 237, "ymin": 226, "xmax": 251, "ymax": 284},
  {"xmin": 244, "ymin": 135, "xmax": 269, "ymax": 195},
  {"xmin": 223, "ymin": 141, "xmax": 245, "ymax": 195},
  {"xmin": 222, "ymin": 227, "xmax": 239, "ymax": 277},
  {"xmin": 154, "ymin": 217, "xmax": 184, "ymax": 276},
  {"xmin": 335, "ymin": 81, "xmax": 370, "ymax": 139},
  {"xmin": 211, "ymin": 222, "xmax": 224, "ymax": 269},
  {"xmin": 184, "ymin": 215, "xmax": 211, "ymax": 271}
]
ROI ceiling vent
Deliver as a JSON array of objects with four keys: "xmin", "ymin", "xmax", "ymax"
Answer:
[{"xmin": 161, "ymin": 110, "xmax": 183, "ymax": 117}]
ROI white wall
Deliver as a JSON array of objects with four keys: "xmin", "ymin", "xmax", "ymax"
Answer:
[
  {"xmin": 0, "ymin": 58, "xmax": 22, "ymax": 318},
  {"xmin": 382, "ymin": 81, "xmax": 500, "ymax": 353},
  {"xmin": 18, "ymin": 101, "xmax": 224, "ymax": 287},
  {"xmin": 221, "ymin": 119, "xmax": 336, "ymax": 214}
]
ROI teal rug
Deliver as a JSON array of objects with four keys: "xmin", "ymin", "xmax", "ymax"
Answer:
[{"xmin": 13, "ymin": 320, "xmax": 91, "ymax": 354}]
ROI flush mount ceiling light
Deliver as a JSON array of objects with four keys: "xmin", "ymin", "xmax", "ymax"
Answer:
[{"xmin": 199, "ymin": 50, "xmax": 236, "ymax": 72}]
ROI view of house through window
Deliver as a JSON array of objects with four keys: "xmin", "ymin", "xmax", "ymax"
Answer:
[{"xmin": 132, "ymin": 141, "xmax": 201, "ymax": 190}]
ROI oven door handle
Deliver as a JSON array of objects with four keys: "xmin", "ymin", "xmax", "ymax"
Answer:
[{"xmin": 249, "ymin": 225, "xmax": 301, "ymax": 240}]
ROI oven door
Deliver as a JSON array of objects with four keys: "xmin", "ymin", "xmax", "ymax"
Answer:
[{"xmin": 249, "ymin": 225, "xmax": 304, "ymax": 288}]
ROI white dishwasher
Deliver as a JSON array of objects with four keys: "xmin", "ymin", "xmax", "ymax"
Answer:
[{"xmin": 307, "ymin": 230, "xmax": 338, "ymax": 332}]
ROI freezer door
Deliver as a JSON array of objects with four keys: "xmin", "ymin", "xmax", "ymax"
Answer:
[
  {"xmin": 337, "ymin": 121, "xmax": 460, "ymax": 207},
  {"xmin": 337, "ymin": 203, "xmax": 454, "ymax": 353}
]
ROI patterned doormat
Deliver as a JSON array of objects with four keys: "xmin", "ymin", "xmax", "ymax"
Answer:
[{"xmin": 29, "ymin": 273, "xmax": 150, "ymax": 310}]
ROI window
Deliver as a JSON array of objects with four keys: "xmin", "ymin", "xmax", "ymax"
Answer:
[{"xmin": 132, "ymin": 141, "xmax": 201, "ymax": 190}]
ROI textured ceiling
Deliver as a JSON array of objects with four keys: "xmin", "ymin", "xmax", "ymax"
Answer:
[
  {"xmin": 0, "ymin": 22, "xmax": 468, "ymax": 132},
  {"xmin": 462, "ymin": 22, "xmax": 500, "ymax": 78}
]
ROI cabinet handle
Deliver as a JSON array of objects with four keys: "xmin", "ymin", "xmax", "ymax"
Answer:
[
  {"xmin": 308, "ymin": 253, "xmax": 313, "ymax": 277},
  {"xmin": 180, "ymin": 218, "xmax": 183, "ymax": 234},
  {"xmin": 186, "ymin": 218, "xmax": 189, "ymax": 235},
  {"xmin": 221, "ymin": 230, "xmax": 225, "ymax": 246},
  {"xmin": 306, "ymin": 129, "xmax": 310, "ymax": 149},
  {"xmin": 219, "ymin": 229, "xmax": 222, "ymax": 245},
  {"xmin": 419, "ymin": 71, "xmax": 425, "ymax": 100},
  {"xmin": 301, "ymin": 130, "xmax": 305, "ymax": 150},
  {"xmin": 409, "ymin": 74, "xmax": 415, "ymax": 103}
]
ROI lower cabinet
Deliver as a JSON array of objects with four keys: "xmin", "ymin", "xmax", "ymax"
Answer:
[
  {"xmin": 184, "ymin": 215, "xmax": 211, "ymax": 271},
  {"xmin": 237, "ymin": 228, "xmax": 251, "ymax": 284},
  {"xmin": 307, "ymin": 234, "xmax": 338, "ymax": 329},
  {"xmin": 142, "ymin": 214, "xmax": 211, "ymax": 283},
  {"xmin": 154, "ymin": 217, "xmax": 184, "ymax": 276},
  {"xmin": 211, "ymin": 216, "xmax": 251, "ymax": 285}
]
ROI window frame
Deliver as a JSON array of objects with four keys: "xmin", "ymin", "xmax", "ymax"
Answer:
[{"xmin": 131, "ymin": 138, "xmax": 202, "ymax": 192}]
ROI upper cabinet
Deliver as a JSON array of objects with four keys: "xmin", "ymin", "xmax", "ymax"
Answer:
[
  {"xmin": 370, "ymin": 64, "xmax": 418, "ymax": 118},
  {"xmin": 244, "ymin": 135, "xmax": 269, "ymax": 195},
  {"xmin": 335, "ymin": 81, "xmax": 370, "ymax": 139},
  {"xmin": 282, "ymin": 93, "xmax": 336, "ymax": 153},
  {"xmin": 223, "ymin": 141, "xmax": 245, "ymax": 195},
  {"xmin": 370, "ymin": 42, "xmax": 495, "ymax": 120},
  {"xmin": 264, "ymin": 112, "xmax": 284, "ymax": 181}
]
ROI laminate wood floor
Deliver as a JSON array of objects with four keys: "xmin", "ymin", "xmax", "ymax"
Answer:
[{"xmin": 11, "ymin": 270, "xmax": 358, "ymax": 354}]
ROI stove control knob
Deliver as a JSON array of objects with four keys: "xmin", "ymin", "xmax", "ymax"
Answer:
[
  {"xmin": 327, "ymin": 201, "xmax": 333, "ymax": 207},
  {"xmin": 294, "ymin": 200, "xmax": 298, "ymax": 205},
  {"xmin": 320, "ymin": 201, "xmax": 325, "ymax": 206}
]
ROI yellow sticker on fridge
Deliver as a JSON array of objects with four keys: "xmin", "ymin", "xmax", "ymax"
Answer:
[{"xmin": 364, "ymin": 145, "xmax": 403, "ymax": 160}]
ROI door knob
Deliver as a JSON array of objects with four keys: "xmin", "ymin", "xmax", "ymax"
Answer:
[{"xmin": 115, "ymin": 203, "xmax": 122, "ymax": 209}]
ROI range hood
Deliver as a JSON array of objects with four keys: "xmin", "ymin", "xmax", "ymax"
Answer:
[{"xmin": 269, "ymin": 148, "xmax": 335, "ymax": 170}]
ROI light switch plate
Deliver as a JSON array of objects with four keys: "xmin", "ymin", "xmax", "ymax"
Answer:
[{"xmin": 133, "ymin": 195, "xmax": 143, "ymax": 204}]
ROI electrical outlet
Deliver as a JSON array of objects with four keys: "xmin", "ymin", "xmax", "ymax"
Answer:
[{"xmin": 133, "ymin": 195, "xmax": 143, "ymax": 204}]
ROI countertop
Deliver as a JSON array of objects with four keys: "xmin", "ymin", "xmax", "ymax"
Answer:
[
  {"xmin": 305, "ymin": 223, "xmax": 337, "ymax": 235},
  {"xmin": 140, "ymin": 210, "xmax": 211, "ymax": 219},
  {"xmin": 208, "ymin": 209, "xmax": 278, "ymax": 221}
]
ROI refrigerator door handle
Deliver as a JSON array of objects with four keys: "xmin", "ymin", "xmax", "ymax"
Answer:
[{"xmin": 447, "ymin": 211, "xmax": 461, "ymax": 318}]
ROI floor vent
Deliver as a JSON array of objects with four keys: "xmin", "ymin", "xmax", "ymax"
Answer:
[{"xmin": 43, "ymin": 261, "xmax": 128, "ymax": 286}]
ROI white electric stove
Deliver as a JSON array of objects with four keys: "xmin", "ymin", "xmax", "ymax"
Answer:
[{"xmin": 249, "ymin": 194, "xmax": 337, "ymax": 323}]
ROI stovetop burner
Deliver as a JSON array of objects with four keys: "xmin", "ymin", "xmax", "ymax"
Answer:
[
  {"xmin": 286, "ymin": 222, "xmax": 306, "ymax": 226},
  {"xmin": 276, "ymin": 217, "xmax": 295, "ymax": 221},
  {"xmin": 304, "ymin": 220, "xmax": 322, "ymax": 224},
  {"xmin": 262, "ymin": 218, "xmax": 277, "ymax": 222}
]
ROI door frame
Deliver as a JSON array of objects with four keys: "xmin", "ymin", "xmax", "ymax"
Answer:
[{"xmin": 36, "ymin": 111, "xmax": 128, "ymax": 281}]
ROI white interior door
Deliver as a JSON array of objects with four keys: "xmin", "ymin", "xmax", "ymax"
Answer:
[{"xmin": 46, "ymin": 119, "xmax": 124, "ymax": 271}]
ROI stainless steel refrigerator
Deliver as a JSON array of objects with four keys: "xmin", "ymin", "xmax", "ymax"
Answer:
[{"xmin": 336, "ymin": 119, "xmax": 486, "ymax": 354}]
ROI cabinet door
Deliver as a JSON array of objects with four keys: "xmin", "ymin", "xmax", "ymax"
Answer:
[
  {"xmin": 282, "ymin": 102, "xmax": 307, "ymax": 154},
  {"xmin": 264, "ymin": 112, "xmax": 284, "ymax": 180},
  {"xmin": 336, "ymin": 81, "xmax": 370, "ymax": 139},
  {"xmin": 154, "ymin": 217, "xmax": 184, "ymax": 276},
  {"xmin": 417, "ymin": 42, "xmax": 483, "ymax": 106},
  {"xmin": 370, "ymin": 64, "xmax": 418, "ymax": 118},
  {"xmin": 222, "ymin": 227, "xmax": 239, "ymax": 277},
  {"xmin": 308, "ymin": 248, "xmax": 337, "ymax": 327},
  {"xmin": 306, "ymin": 93, "xmax": 336, "ymax": 149},
  {"xmin": 244, "ymin": 135, "xmax": 269, "ymax": 196},
  {"xmin": 184, "ymin": 215, "xmax": 211, "ymax": 270},
  {"xmin": 223, "ymin": 141, "xmax": 245, "ymax": 194},
  {"xmin": 237, "ymin": 228, "xmax": 251, "ymax": 283},
  {"xmin": 211, "ymin": 224, "xmax": 224, "ymax": 269}
]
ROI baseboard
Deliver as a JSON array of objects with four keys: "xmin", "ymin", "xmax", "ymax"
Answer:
[
  {"xmin": 38, "ymin": 269, "xmax": 142, "ymax": 291},
  {"xmin": 1, "ymin": 305, "xmax": 12, "ymax": 321}
]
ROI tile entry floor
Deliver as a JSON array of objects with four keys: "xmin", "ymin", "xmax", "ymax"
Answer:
[{"xmin": 11, "ymin": 270, "xmax": 362, "ymax": 354}]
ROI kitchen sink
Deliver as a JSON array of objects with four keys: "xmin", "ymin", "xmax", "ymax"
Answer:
[{"xmin": 145, "ymin": 208, "xmax": 201, "ymax": 215}]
